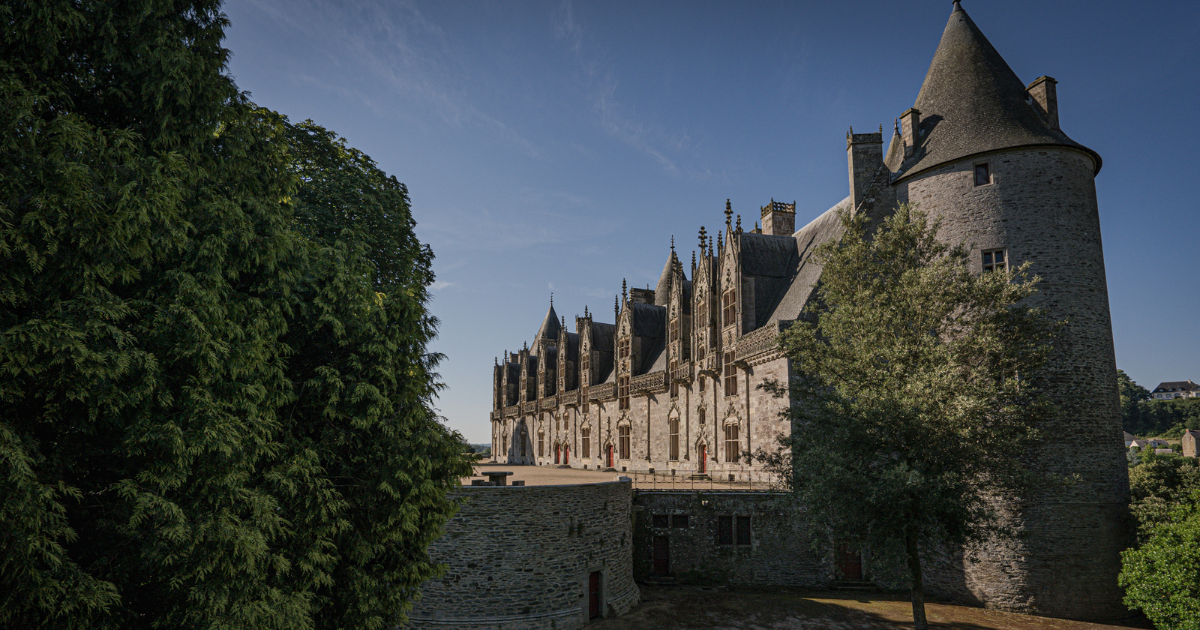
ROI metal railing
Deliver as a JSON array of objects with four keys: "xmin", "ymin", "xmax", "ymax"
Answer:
[{"xmin": 626, "ymin": 468, "xmax": 783, "ymax": 492}]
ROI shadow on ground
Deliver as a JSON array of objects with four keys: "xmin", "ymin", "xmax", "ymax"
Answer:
[{"xmin": 591, "ymin": 585, "xmax": 1150, "ymax": 630}]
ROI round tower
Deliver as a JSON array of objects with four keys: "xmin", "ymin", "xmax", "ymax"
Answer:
[{"xmin": 890, "ymin": 2, "xmax": 1128, "ymax": 621}]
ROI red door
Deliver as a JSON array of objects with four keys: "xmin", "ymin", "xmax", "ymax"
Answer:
[
  {"xmin": 607, "ymin": 445, "xmax": 614, "ymax": 468},
  {"xmin": 588, "ymin": 571, "xmax": 601, "ymax": 619},
  {"xmin": 564, "ymin": 445, "xmax": 570, "ymax": 465},
  {"xmin": 652, "ymin": 535, "xmax": 670, "ymax": 575},
  {"xmin": 836, "ymin": 542, "xmax": 863, "ymax": 580},
  {"xmin": 699, "ymin": 445, "xmax": 707, "ymax": 473}
]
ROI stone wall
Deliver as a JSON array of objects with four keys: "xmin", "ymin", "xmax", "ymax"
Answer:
[
  {"xmin": 630, "ymin": 491, "xmax": 832, "ymax": 587},
  {"xmin": 895, "ymin": 146, "xmax": 1130, "ymax": 620},
  {"xmin": 406, "ymin": 481, "xmax": 639, "ymax": 630}
]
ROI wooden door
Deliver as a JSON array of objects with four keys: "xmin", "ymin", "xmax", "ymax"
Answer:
[
  {"xmin": 699, "ymin": 445, "xmax": 707, "ymax": 473},
  {"xmin": 564, "ymin": 445, "xmax": 570, "ymax": 465},
  {"xmin": 652, "ymin": 535, "xmax": 670, "ymax": 575},
  {"xmin": 555, "ymin": 445, "xmax": 560, "ymax": 464},
  {"xmin": 588, "ymin": 571, "xmax": 601, "ymax": 619},
  {"xmin": 607, "ymin": 445, "xmax": 614, "ymax": 468},
  {"xmin": 836, "ymin": 542, "xmax": 863, "ymax": 580}
]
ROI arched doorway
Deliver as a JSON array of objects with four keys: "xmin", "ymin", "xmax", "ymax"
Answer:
[
  {"xmin": 555, "ymin": 444, "xmax": 561, "ymax": 464},
  {"xmin": 697, "ymin": 443, "xmax": 707, "ymax": 473},
  {"xmin": 564, "ymin": 445, "xmax": 570, "ymax": 465},
  {"xmin": 606, "ymin": 444, "xmax": 614, "ymax": 468}
]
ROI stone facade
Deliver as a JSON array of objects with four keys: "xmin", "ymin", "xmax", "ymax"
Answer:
[
  {"xmin": 406, "ymin": 481, "xmax": 638, "ymax": 629},
  {"xmin": 487, "ymin": 2, "xmax": 1127, "ymax": 621}
]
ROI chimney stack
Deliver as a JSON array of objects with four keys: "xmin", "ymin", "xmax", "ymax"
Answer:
[
  {"xmin": 1027, "ymin": 76, "xmax": 1059, "ymax": 131},
  {"xmin": 847, "ymin": 128, "xmax": 884, "ymax": 210},
  {"xmin": 899, "ymin": 108, "xmax": 921, "ymax": 157}
]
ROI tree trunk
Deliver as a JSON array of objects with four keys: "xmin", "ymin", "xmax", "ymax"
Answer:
[{"xmin": 905, "ymin": 529, "xmax": 929, "ymax": 630}]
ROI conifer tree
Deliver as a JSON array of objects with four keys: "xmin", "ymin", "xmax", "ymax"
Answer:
[{"xmin": 1, "ymin": 3, "xmax": 469, "ymax": 628}]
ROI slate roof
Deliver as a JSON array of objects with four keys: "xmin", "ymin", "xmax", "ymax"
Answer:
[
  {"xmin": 654, "ymin": 256, "xmax": 674, "ymax": 306},
  {"xmin": 762, "ymin": 197, "xmax": 851, "ymax": 325},
  {"xmin": 529, "ymin": 304, "xmax": 560, "ymax": 354},
  {"xmin": 894, "ymin": 1, "xmax": 1100, "ymax": 182},
  {"xmin": 630, "ymin": 302, "xmax": 666, "ymax": 339},
  {"xmin": 1152, "ymin": 380, "xmax": 1199, "ymax": 394}
]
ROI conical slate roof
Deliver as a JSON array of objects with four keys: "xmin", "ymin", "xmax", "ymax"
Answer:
[
  {"xmin": 530, "ymin": 303, "xmax": 559, "ymax": 353},
  {"xmin": 896, "ymin": 1, "xmax": 1100, "ymax": 181},
  {"xmin": 654, "ymin": 254, "xmax": 674, "ymax": 307}
]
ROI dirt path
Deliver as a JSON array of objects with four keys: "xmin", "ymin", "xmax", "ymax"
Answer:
[{"xmin": 591, "ymin": 586, "xmax": 1149, "ymax": 630}]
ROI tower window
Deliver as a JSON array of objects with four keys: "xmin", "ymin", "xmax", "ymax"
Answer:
[
  {"xmin": 618, "ymin": 375, "xmax": 630, "ymax": 410},
  {"xmin": 618, "ymin": 425, "xmax": 631, "ymax": 460},
  {"xmin": 982, "ymin": 248, "xmax": 1008, "ymax": 273},
  {"xmin": 722, "ymin": 289, "xmax": 737, "ymax": 328},
  {"xmin": 582, "ymin": 427, "xmax": 590, "ymax": 458},
  {"xmin": 974, "ymin": 162, "xmax": 991, "ymax": 186},
  {"xmin": 724, "ymin": 352, "xmax": 738, "ymax": 394}
]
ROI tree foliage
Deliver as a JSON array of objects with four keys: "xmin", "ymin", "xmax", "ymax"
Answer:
[
  {"xmin": 760, "ymin": 204, "xmax": 1060, "ymax": 630},
  {"xmin": 1119, "ymin": 371, "xmax": 1200, "ymax": 437},
  {"xmin": 1, "ymin": 2, "xmax": 469, "ymax": 628},
  {"xmin": 1120, "ymin": 491, "xmax": 1200, "ymax": 630}
]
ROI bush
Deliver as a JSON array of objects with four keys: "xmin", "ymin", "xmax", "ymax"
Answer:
[{"xmin": 1120, "ymin": 494, "xmax": 1200, "ymax": 630}]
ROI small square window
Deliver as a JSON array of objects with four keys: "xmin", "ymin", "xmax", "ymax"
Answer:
[
  {"xmin": 982, "ymin": 248, "xmax": 1007, "ymax": 273},
  {"xmin": 652, "ymin": 514, "xmax": 669, "ymax": 529},
  {"xmin": 671, "ymin": 515, "xmax": 689, "ymax": 528},
  {"xmin": 974, "ymin": 162, "xmax": 991, "ymax": 186}
]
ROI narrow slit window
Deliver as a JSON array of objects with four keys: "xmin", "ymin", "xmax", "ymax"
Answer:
[{"xmin": 974, "ymin": 162, "xmax": 991, "ymax": 186}]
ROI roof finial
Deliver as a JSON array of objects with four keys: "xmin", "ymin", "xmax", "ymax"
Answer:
[
  {"xmin": 699, "ymin": 226, "xmax": 707, "ymax": 253},
  {"xmin": 561, "ymin": 315, "xmax": 566, "ymax": 329},
  {"xmin": 621, "ymin": 278, "xmax": 627, "ymax": 304},
  {"xmin": 879, "ymin": 123, "xmax": 883, "ymax": 134},
  {"xmin": 952, "ymin": 0, "xmax": 962, "ymax": 12},
  {"xmin": 725, "ymin": 200, "xmax": 733, "ymax": 229},
  {"xmin": 584, "ymin": 305, "xmax": 589, "ymax": 317},
  {"xmin": 691, "ymin": 249, "xmax": 696, "ymax": 269},
  {"xmin": 894, "ymin": 118, "xmax": 900, "ymax": 134},
  {"xmin": 550, "ymin": 292, "xmax": 553, "ymax": 307},
  {"xmin": 717, "ymin": 231, "xmax": 723, "ymax": 250},
  {"xmin": 755, "ymin": 220, "xmax": 760, "ymax": 231},
  {"xmin": 736, "ymin": 214, "xmax": 742, "ymax": 234},
  {"xmin": 709, "ymin": 235, "xmax": 714, "ymax": 252},
  {"xmin": 614, "ymin": 295, "xmax": 619, "ymax": 319}
]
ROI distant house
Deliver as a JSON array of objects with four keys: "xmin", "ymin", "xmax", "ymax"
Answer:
[
  {"xmin": 1124, "ymin": 431, "xmax": 1135, "ymax": 447},
  {"xmin": 1154, "ymin": 449, "xmax": 1175, "ymax": 455},
  {"xmin": 1129, "ymin": 439, "xmax": 1170, "ymax": 452},
  {"xmin": 1151, "ymin": 380, "xmax": 1200, "ymax": 400},
  {"xmin": 1184, "ymin": 430, "xmax": 1200, "ymax": 458}
]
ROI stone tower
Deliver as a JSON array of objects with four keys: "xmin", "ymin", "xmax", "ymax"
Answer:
[{"xmin": 889, "ymin": 1, "xmax": 1128, "ymax": 620}]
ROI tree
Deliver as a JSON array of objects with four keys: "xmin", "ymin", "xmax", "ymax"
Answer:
[
  {"xmin": 764, "ymin": 204, "xmax": 1059, "ymax": 630},
  {"xmin": 1120, "ymin": 491, "xmax": 1200, "ymax": 630},
  {"xmin": 1118, "ymin": 369, "xmax": 1150, "ymax": 433},
  {"xmin": 1, "ymin": 3, "xmax": 469, "ymax": 628}
]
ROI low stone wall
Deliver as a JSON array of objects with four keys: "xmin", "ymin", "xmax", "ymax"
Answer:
[
  {"xmin": 406, "ymin": 480, "xmax": 639, "ymax": 630},
  {"xmin": 631, "ymin": 491, "xmax": 833, "ymax": 587}
]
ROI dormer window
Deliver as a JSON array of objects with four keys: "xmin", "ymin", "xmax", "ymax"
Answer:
[
  {"xmin": 974, "ymin": 162, "xmax": 991, "ymax": 186},
  {"xmin": 982, "ymin": 248, "xmax": 1007, "ymax": 273},
  {"xmin": 618, "ymin": 375, "xmax": 629, "ymax": 410}
]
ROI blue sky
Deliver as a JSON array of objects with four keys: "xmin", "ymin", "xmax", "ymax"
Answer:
[{"xmin": 224, "ymin": 0, "xmax": 1200, "ymax": 442}]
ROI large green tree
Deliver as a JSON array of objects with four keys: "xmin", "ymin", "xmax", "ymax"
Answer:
[
  {"xmin": 762, "ymin": 204, "xmax": 1059, "ymax": 630},
  {"xmin": 1, "ymin": 2, "xmax": 468, "ymax": 628}
]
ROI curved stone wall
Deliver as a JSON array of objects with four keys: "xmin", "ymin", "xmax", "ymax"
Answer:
[
  {"xmin": 896, "ymin": 146, "xmax": 1129, "ymax": 619},
  {"xmin": 406, "ymin": 480, "xmax": 639, "ymax": 629}
]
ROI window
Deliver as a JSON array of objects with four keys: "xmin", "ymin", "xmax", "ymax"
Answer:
[
  {"xmin": 717, "ymin": 515, "xmax": 751, "ymax": 546},
  {"xmin": 618, "ymin": 375, "xmax": 630, "ymax": 410},
  {"xmin": 736, "ymin": 516, "xmax": 751, "ymax": 545},
  {"xmin": 698, "ymin": 407, "xmax": 705, "ymax": 425},
  {"xmin": 538, "ymin": 432, "xmax": 545, "ymax": 457},
  {"xmin": 670, "ymin": 360, "xmax": 679, "ymax": 398},
  {"xmin": 982, "ymin": 248, "xmax": 1007, "ymax": 273},
  {"xmin": 699, "ymin": 376, "xmax": 705, "ymax": 392},
  {"xmin": 974, "ymin": 162, "xmax": 991, "ymax": 186},
  {"xmin": 582, "ymin": 386, "xmax": 589, "ymax": 414},
  {"xmin": 618, "ymin": 425, "xmax": 631, "ymax": 460},
  {"xmin": 722, "ymin": 289, "xmax": 737, "ymax": 328},
  {"xmin": 671, "ymin": 515, "xmax": 689, "ymax": 528},
  {"xmin": 581, "ymin": 427, "xmax": 590, "ymax": 458},
  {"xmin": 724, "ymin": 424, "xmax": 740, "ymax": 463},
  {"xmin": 724, "ymin": 351, "xmax": 738, "ymax": 395},
  {"xmin": 652, "ymin": 514, "xmax": 669, "ymax": 528},
  {"xmin": 618, "ymin": 338, "xmax": 630, "ymax": 360},
  {"xmin": 717, "ymin": 516, "xmax": 733, "ymax": 545},
  {"xmin": 670, "ymin": 319, "xmax": 679, "ymax": 343},
  {"xmin": 669, "ymin": 417, "xmax": 680, "ymax": 460}
]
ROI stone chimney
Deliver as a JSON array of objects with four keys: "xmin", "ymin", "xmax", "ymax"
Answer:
[
  {"xmin": 760, "ymin": 200, "xmax": 796, "ymax": 236},
  {"xmin": 899, "ymin": 108, "xmax": 920, "ymax": 157},
  {"xmin": 1027, "ymin": 76, "xmax": 1059, "ymax": 131},
  {"xmin": 847, "ymin": 128, "xmax": 883, "ymax": 210},
  {"xmin": 629, "ymin": 287, "xmax": 654, "ymax": 305}
]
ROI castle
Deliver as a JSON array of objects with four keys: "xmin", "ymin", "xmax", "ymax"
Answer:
[{"xmin": 488, "ymin": 1, "xmax": 1128, "ymax": 620}]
